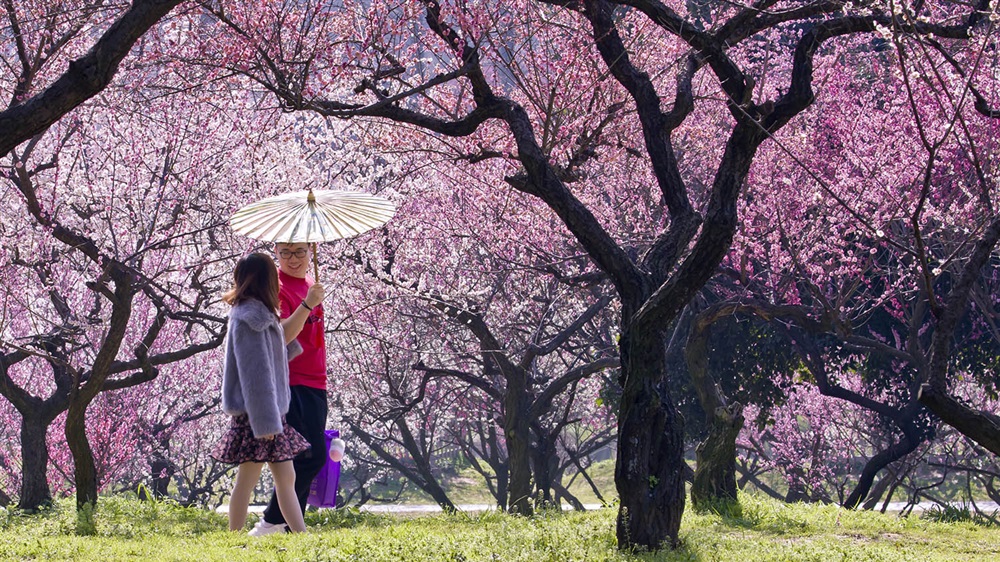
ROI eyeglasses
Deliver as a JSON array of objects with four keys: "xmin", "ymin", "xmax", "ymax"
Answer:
[{"xmin": 278, "ymin": 248, "xmax": 308, "ymax": 259}]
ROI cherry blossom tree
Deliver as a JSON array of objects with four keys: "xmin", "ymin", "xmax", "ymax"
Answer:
[
  {"xmin": 325, "ymin": 169, "xmax": 620, "ymax": 513},
  {"xmin": 736, "ymin": 373, "xmax": 1000, "ymax": 512},
  {"xmin": 0, "ymin": 108, "xmax": 230, "ymax": 514},
  {"xmin": 2, "ymin": 1, "xmax": 415, "ymax": 514},
  {"xmin": 0, "ymin": 0, "xmax": 185, "ymax": 157},
  {"xmin": 0, "ymin": 0, "xmax": 211, "ymax": 516},
  {"xmin": 684, "ymin": 22, "xmax": 1000, "ymax": 510},
  {"xmin": 1, "ymin": 0, "xmax": 997, "ymax": 552},
  {"xmin": 737, "ymin": 371, "xmax": 913, "ymax": 505},
  {"xmin": 193, "ymin": 0, "xmax": 999, "ymax": 548}
]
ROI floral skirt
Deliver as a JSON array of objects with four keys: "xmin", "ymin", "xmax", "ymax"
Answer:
[{"xmin": 211, "ymin": 415, "xmax": 310, "ymax": 465}]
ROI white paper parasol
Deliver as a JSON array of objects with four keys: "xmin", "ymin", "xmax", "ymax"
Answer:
[{"xmin": 229, "ymin": 188, "xmax": 396, "ymax": 278}]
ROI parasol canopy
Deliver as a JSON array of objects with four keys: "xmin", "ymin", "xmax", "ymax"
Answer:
[
  {"xmin": 229, "ymin": 188, "xmax": 396, "ymax": 279},
  {"xmin": 229, "ymin": 188, "xmax": 396, "ymax": 243}
]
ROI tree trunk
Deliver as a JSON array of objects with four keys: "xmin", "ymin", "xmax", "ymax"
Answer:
[
  {"xmin": 504, "ymin": 369, "xmax": 534, "ymax": 515},
  {"xmin": 496, "ymin": 463, "xmax": 510, "ymax": 512},
  {"xmin": 685, "ymin": 308, "xmax": 744, "ymax": 509},
  {"xmin": 919, "ymin": 383, "xmax": 1000, "ymax": 455},
  {"xmin": 615, "ymin": 328, "xmax": 685, "ymax": 550},
  {"xmin": 552, "ymin": 479, "xmax": 586, "ymax": 511},
  {"xmin": 148, "ymin": 454, "xmax": 175, "ymax": 499},
  {"xmin": 843, "ymin": 433, "xmax": 919, "ymax": 509},
  {"xmin": 145, "ymin": 426, "xmax": 176, "ymax": 499},
  {"xmin": 530, "ymin": 432, "xmax": 558, "ymax": 508},
  {"xmin": 2, "ymin": 351, "xmax": 68, "ymax": 512},
  {"xmin": 19, "ymin": 412, "xmax": 54, "ymax": 510},
  {"xmin": 66, "ymin": 401, "xmax": 99, "ymax": 512},
  {"xmin": 861, "ymin": 471, "xmax": 897, "ymax": 511},
  {"xmin": 398, "ymin": 423, "xmax": 458, "ymax": 513},
  {"xmin": 691, "ymin": 402, "xmax": 744, "ymax": 509},
  {"xmin": 63, "ymin": 275, "xmax": 135, "ymax": 525},
  {"xmin": 504, "ymin": 424, "xmax": 533, "ymax": 514}
]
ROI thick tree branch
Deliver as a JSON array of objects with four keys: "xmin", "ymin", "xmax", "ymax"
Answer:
[
  {"xmin": 411, "ymin": 362, "xmax": 503, "ymax": 401},
  {"xmin": 521, "ymin": 295, "xmax": 613, "ymax": 368},
  {"xmin": 528, "ymin": 357, "xmax": 619, "ymax": 418},
  {"xmin": 314, "ymin": 98, "xmax": 503, "ymax": 137},
  {"xmin": 584, "ymin": 0, "xmax": 696, "ymax": 219},
  {"xmin": 919, "ymin": 385, "xmax": 1000, "ymax": 455},
  {"xmin": 102, "ymin": 333, "xmax": 226, "ymax": 391},
  {"xmin": 0, "ymin": 350, "xmax": 31, "ymax": 411},
  {"xmin": 914, "ymin": 218, "xmax": 1000, "ymax": 456},
  {"xmin": 632, "ymin": 121, "xmax": 765, "ymax": 332},
  {"xmin": 501, "ymin": 100, "xmax": 647, "ymax": 301},
  {"xmin": 770, "ymin": 7, "xmax": 990, "ymax": 132},
  {"xmin": 609, "ymin": 0, "xmax": 751, "ymax": 116},
  {"xmin": 717, "ymin": 1, "xmax": 846, "ymax": 46},
  {"xmin": 927, "ymin": 216, "xmax": 1000, "ymax": 391},
  {"xmin": 0, "ymin": 0, "xmax": 185, "ymax": 157}
]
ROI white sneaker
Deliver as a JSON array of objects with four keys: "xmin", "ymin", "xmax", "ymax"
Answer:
[{"xmin": 248, "ymin": 520, "xmax": 288, "ymax": 536}]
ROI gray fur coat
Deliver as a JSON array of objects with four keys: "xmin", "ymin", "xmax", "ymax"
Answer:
[{"xmin": 221, "ymin": 298, "xmax": 302, "ymax": 438}]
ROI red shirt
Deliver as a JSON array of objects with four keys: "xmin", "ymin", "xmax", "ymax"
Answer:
[{"xmin": 278, "ymin": 270, "xmax": 327, "ymax": 389}]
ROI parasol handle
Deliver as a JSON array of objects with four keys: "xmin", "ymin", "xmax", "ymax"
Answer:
[{"xmin": 311, "ymin": 243, "xmax": 319, "ymax": 282}]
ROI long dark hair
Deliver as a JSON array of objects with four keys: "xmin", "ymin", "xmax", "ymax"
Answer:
[{"xmin": 222, "ymin": 252, "xmax": 280, "ymax": 313}]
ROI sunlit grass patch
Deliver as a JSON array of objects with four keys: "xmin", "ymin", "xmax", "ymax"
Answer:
[{"xmin": 1, "ymin": 494, "xmax": 999, "ymax": 561}]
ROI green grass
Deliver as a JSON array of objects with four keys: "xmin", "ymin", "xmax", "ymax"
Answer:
[
  {"xmin": 434, "ymin": 462, "xmax": 618, "ymax": 506},
  {"xmin": 356, "ymin": 467, "xmax": 501, "ymax": 506},
  {"xmin": 564, "ymin": 459, "xmax": 616, "ymax": 505},
  {"xmin": 359, "ymin": 460, "xmax": 619, "ymax": 507},
  {"xmin": 1, "ymin": 493, "xmax": 999, "ymax": 561}
]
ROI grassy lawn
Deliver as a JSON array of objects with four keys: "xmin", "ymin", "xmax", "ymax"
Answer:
[
  {"xmin": 1, "ymin": 493, "xmax": 998, "ymax": 561},
  {"xmin": 358, "ymin": 459, "xmax": 618, "ymax": 507},
  {"xmin": 564, "ymin": 459, "xmax": 616, "ymax": 505}
]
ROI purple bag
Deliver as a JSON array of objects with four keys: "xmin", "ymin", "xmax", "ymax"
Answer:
[{"xmin": 306, "ymin": 429, "xmax": 342, "ymax": 508}]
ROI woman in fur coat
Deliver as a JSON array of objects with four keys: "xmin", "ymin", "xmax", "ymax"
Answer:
[{"xmin": 211, "ymin": 252, "xmax": 310, "ymax": 533}]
